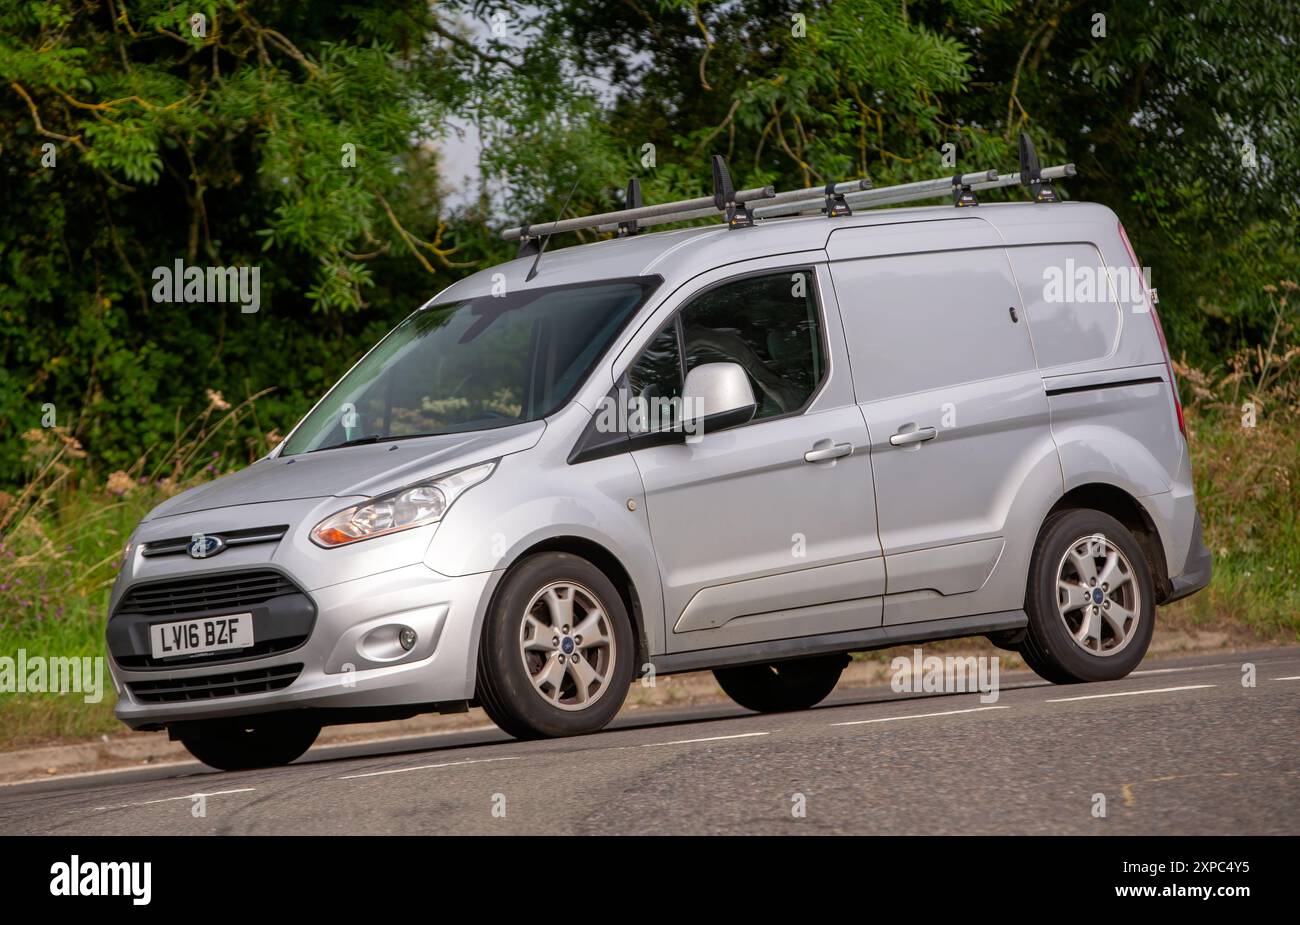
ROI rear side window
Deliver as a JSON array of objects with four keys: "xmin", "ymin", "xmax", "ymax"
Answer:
[
  {"xmin": 830, "ymin": 249, "xmax": 1035, "ymax": 399},
  {"xmin": 680, "ymin": 271, "xmax": 824, "ymax": 420},
  {"xmin": 1005, "ymin": 243, "xmax": 1122, "ymax": 369}
]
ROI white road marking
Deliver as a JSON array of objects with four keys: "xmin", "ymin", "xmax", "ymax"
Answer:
[
  {"xmin": 93, "ymin": 788, "xmax": 254, "ymax": 811},
  {"xmin": 831, "ymin": 706, "xmax": 1009, "ymax": 727},
  {"xmin": 1130, "ymin": 663, "xmax": 1230, "ymax": 676},
  {"xmin": 639, "ymin": 732, "xmax": 770, "ymax": 748},
  {"xmin": 1045, "ymin": 684, "xmax": 1215, "ymax": 703},
  {"xmin": 1272, "ymin": 675, "xmax": 1300, "ymax": 681},
  {"xmin": 339, "ymin": 756, "xmax": 520, "ymax": 780}
]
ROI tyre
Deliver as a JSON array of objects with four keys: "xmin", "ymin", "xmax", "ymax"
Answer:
[
  {"xmin": 476, "ymin": 552, "xmax": 634, "ymax": 739},
  {"xmin": 1019, "ymin": 509, "xmax": 1155, "ymax": 684},
  {"xmin": 178, "ymin": 716, "xmax": 320, "ymax": 771},
  {"xmin": 713, "ymin": 653, "xmax": 848, "ymax": 713}
]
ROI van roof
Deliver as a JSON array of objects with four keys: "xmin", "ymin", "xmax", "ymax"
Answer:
[{"xmin": 430, "ymin": 200, "xmax": 1120, "ymax": 305}]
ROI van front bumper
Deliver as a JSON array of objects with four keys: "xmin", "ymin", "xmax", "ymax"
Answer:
[{"xmin": 109, "ymin": 563, "xmax": 502, "ymax": 730}]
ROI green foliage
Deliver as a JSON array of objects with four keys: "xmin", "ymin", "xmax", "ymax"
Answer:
[
  {"xmin": 0, "ymin": 0, "xmax": 1296, "ymax": 480},
  {"xmin": 0, "ymin": 0, "xmax": 471, "ymax": 477}
]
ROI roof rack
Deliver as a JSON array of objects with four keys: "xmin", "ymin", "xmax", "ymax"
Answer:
[
  {"xmin": 499, "ymin": 132, "xmax": 1074, "ymax": 244},
  {"xmin": 757, "ymin": 164, "xmax": 1077, "ymax": 219}
]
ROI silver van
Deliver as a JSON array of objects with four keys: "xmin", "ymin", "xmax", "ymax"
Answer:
[{"xmin": 106, "ymin": 159, "xmax": 1211, "ymax": 769}]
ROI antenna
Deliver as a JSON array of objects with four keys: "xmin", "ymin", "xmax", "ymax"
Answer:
[{"xmin": 525, "ymin": 175, "xmax": 581, "ymax": 283}]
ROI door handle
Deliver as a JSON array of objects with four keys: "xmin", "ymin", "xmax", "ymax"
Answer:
[
  {"xmin": 804, "ymin": 442, "xmax": 852, "ymax": 463},
  {"xmin": 889, "ymin": 426, "xmax": 938, "ymax": 447}
]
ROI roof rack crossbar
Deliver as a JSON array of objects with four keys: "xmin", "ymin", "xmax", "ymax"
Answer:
[
  {"xmin": 752, "ymin": 164, "xmax": 1075, "ymax": 217},
  {"xmin": 590, "ymin": 177, "xmax": 873, "ymax": 234},
  {"xmin": 750, "ymin": 169, "xmax": 996, "ymax": 220},
  {"xmin": 501, "ymin": 184, "xmax": 776, "ymax": 241}
]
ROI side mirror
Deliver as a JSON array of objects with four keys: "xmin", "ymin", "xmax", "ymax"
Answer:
[{"xmin": 682, "ymin": 362, "xmax": 757, "ymax": 435}]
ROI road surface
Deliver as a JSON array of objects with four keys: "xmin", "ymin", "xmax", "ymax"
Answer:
[{"xmin": 2, "ymin": 647, "xmax": 1296, "ymax": 835}]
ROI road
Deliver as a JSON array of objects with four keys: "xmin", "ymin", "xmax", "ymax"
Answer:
[{"xmin": 2, "ymin": 647, "xmax": 1297, "ymax": 835}]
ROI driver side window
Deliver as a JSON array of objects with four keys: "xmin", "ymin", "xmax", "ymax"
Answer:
[
  {"xmin": 682, "ymin": 270, "xmax": 823, "ymax": 420},
  {"xmin": 625, "ymin": 269, "xmax": 824, "ymax": 430}
]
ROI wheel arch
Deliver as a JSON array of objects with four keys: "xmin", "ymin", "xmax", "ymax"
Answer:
[
  {"xmin": 1045, "ymin": 483, "xmax": 1172, "ymax": 601},
  {"xmin": 489, "ymin": 536, "xmax": 651, "ymax": 674}
]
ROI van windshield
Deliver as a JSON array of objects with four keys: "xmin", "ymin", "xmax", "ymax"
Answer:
[{"xmin": 280, "ymin": 276, "xmax": 661, "ymax": 455}]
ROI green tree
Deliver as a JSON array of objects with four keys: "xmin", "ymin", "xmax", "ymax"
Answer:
[{"xmin": 0, "ymin": 0, "xmax": 485, "ymax": 478}]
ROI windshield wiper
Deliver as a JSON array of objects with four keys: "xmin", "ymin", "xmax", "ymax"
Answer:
[{"xmin": 309, "ymin": 433, "xmax": 439, "ymax": 453}]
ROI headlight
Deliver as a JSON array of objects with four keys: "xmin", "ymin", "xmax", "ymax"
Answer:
[{"xmin": 310, "ymin": 461, "xmax": 496, "ymax": 548}]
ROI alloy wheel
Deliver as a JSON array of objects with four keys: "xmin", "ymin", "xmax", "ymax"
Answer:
[
  {"xmin": 517, "ymin": 581, "xmax": 617, "ymax": 710},
  {"xmin": 1054, "ymin": 533, "xmax": 1142, "ymax": 657}
]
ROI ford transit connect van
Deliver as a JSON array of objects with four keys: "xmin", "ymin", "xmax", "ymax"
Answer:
[{"xmin": 106, "ymin": 192, "xmax": 1212, "ymax": 770}]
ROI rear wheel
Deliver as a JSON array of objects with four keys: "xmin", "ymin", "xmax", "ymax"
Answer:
[
  {"xmin": 1019, "ymin": 509, "xmax": 1155, "ymax": 683},
  {"xmin": 476, "ymin": 553, "xmax": 634, "ymax": 739},
  {"xmin": 713, "ymin": 654, "xmax": 849, "ymax": 713},
  {"xmin": 178, "ymin": 717, "xmax": 320, "ymax": 771}
]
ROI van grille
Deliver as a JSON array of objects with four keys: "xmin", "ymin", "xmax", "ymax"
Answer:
[
  {"xmin": 127, "ymin": 664, "xmax": 303, "ymax": 704},
  {"xmin": 141, "ymin": 525, "xmax": 288, "ymax": 558},
  {"xmin": 117, "ymin": 570, "xmax": 300, "ymax": 618}
]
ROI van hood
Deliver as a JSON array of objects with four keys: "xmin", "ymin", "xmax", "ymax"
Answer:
[{"xmin": 145, "ymin": 420, "xmax": 547, "ymax": 521}]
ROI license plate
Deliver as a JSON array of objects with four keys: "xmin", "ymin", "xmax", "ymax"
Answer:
[{"xmin": 150, "ymin": 613, "xmax": 254, "ymax": 660}]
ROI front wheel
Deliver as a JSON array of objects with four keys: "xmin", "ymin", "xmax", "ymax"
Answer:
[
  {"xmin": 476, "ymin": 553, "xmax": 634, "ymax": 739},
  {"xmin": 1019, "ymin": 509, "xmax": 1155, "ymax": 683},
  {"xmin": 714, "ymin": 654, "xmax": 849, "ymax": 713},
  {"xmin": 178, "ymin": 717, "xmax": 320, "ymax": 771}
]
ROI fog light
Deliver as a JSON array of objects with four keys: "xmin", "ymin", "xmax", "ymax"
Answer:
[{"xmin": 398, "ymin": 627, "xmax": 418, "ymax": 651}]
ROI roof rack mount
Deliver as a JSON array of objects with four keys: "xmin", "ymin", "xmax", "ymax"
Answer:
[{"xmin": 501, "ymin": 182, "xmax": 777, "ymax": 242}]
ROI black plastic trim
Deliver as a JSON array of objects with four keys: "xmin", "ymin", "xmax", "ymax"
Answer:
[
  {"xmin": 1044, "ymin": 375, "xmax": 1163, "ymax": 397},
  {"xmin": 651, "ymin": 610, "xmax": 1028, "ymax": 675}
]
